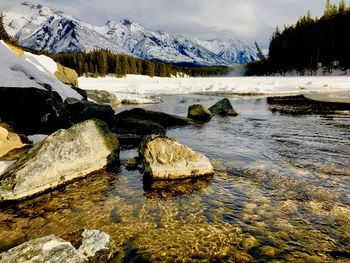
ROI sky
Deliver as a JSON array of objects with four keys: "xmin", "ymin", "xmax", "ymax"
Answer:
[{"xmin": 0, "ymin": 0, "xmax": 342, "ymax": 48}]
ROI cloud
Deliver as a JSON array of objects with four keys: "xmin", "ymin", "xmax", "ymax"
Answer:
[{"xmin": 0, "ymin": 0, "xmax": 338, "ymax": 48}]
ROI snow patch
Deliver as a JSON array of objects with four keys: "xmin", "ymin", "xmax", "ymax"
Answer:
[
  {"xmin": 0, "ymin": 40, "xmax": 82, "ymax": 101},
  {"xmin": 0, "ymin": 161, "xmax": 16, "ymax": 176}
]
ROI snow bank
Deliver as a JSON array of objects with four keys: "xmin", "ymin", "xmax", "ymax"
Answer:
[
  {"xmin": 79, "ymin": 75, "xmax": 350, "ymax": 98},
  {"xmin": 0, "ymin": 40, "xmax": 82, "ymax": 100}
]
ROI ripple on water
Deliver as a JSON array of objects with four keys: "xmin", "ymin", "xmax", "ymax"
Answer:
[{"xmin": 0, "ymin": 96, "xmax": 349, "ymax": 262}]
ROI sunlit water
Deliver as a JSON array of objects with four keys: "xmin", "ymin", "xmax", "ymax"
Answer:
[{"xmin": 0, "ymin": 95, "xmax": 349, "ymax": 262}]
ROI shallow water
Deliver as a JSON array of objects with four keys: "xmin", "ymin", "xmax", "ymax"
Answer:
[{"xmin": 0, "ymin": 95, "xmax": 349, "ymax": 262}]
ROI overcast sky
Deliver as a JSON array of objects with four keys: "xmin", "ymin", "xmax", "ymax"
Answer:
[{"xmin": 0, "ymin": 0, "xmax": 342, "ymax": 48}]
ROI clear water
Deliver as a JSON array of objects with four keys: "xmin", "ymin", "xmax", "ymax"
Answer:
[{"xmin": 0, "ymin": 95, "xmax": 349, "ymax": 262}]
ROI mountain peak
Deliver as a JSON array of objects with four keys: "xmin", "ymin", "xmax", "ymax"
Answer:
[{"xmin": 3, "ymin": 2, "xmax": 258, "ymax": 65}]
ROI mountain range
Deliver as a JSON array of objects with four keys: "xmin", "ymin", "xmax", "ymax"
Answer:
[{"xmin": 2, "ymin": 2, "xmax": 258, "ymax": 66}]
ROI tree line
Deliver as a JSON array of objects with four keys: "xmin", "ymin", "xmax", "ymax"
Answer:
[
  {"xmin": 246, "ymin": 0, "xmax": 350, "ymax": 75},
  {"xmin": 51, "ymin": 50, "xmax": 230, "ymax": 78}
]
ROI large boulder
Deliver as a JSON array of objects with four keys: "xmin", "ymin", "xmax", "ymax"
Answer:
[
  {"xmin": 139, "ymin": 135, "xmax": 214, "ymax": 180},
  {"xmin": 0, "ymin": 119, "xmax": 119, "ymax": 201},
  {"xmin": 209, "ymin": 98, "xmax": 238, "ymax": 116},
  {"xmin": 86, "ymin": 89, "xmax": 120, "ymax": 108},
  {"xmin": 64, "ymin": 99, "xmax": 115, "ymax": 126},
  {"xmin": 0, "ymin": 123, "xmax": 25, "ymax": 158},
  {"xmin": 187, "ymin": 104, "xmax": 213, "ymax": 121},
  {"xmin": 0, "ymin": 235, "xmax": 87, "ymax": 263},
  {"xmin": 0, "ymin": 87, "xmax": 71, "ymax": 135},
  {"xmin": 55, "ymin": 63, "xmax": 79, "ymax": 88}
]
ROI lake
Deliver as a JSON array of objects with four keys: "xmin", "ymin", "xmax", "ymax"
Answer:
[{"xmin": 0, "ymin": 95, "xmax": 349, "ymax": 262}]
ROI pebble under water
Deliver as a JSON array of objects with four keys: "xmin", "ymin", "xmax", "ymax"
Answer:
[{"xmin": 0, "ymin": 95, "xmax": 349, "ymax": 262}]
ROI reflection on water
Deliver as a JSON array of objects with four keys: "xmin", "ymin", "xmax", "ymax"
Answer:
[{"xmin": 0, "ymin": 95, "xmax": 349, "ymax": 262}]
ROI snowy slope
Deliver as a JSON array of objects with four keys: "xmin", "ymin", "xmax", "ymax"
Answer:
[
  {"xmin": 2, "ymin": 2, "xmax": 258, "ymax": 66},
  {"xmin": 0, "ymin": 40, "xmax": 82, "ymax": 100}
]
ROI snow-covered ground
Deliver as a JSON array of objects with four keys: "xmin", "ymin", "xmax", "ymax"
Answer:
[
  {"xmin": 0, "ymin": 40, "xmax": 82, "ymax": 100},
  {"xmin": 79, "ymin": 75, "xmax": 350, "ymax": 102}
]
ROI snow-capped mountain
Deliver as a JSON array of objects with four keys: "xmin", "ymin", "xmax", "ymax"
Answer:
[{"xmin": 2, "ymin": 2, "xmax": 258, "ymax": 66}]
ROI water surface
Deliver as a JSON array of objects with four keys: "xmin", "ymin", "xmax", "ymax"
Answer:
[{"xmin": 0, "ymin": 95, "xmax": 349, "ymax": 262}]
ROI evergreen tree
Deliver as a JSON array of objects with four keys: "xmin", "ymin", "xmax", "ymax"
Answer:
[{"xmin": 255, "ymin": 41, "xmax": 265, "ymax": 61}]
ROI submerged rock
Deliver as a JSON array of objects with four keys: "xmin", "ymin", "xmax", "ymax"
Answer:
[
  {"xmin": 0, "ymin": 119, "xmax": 119, "ymax": 200},
  {"xmin": 139, "ymin": 135, "xmax": 214, "ymax": 180},
  {"xmin": 86, "ymin": 89, "xmax": 120, "ymax": 108},
  {"xmin": 0, "ymin": 235, "xmax": 87, "ymax": 263},
  {"xmin": 209, "ymin": 98, "xmax": 238, "ymax": 116},
  {"xmin": 187, "ymin": 104, "xmax": 213, "ymax": 121},
  {"xmin": 78, "ymin": 229, "xmax": 116, "ymax": 262},
  {"xmin": 267, "ymin": 95, "xmax": 350, "ymax": 114},
  {"xmin": 0, "ymin": 123, "xmax": 26, "ymax": 159}
]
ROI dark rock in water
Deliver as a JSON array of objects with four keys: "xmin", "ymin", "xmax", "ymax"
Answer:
[
  {"xmin": 209, "ymin": 98, "xmax": 238, "ymax": 116},
  {"xmin": 114, "ymin": 108, "xmax": 195, "ymax": 146},
  {"xmin": 187, "ymin": 104, "xmax": 213, "ymax": 121},
  {"xmin": 0, "ymin": 87, "xmax": 71, "ymax": 135},
  {"xmin": 125, "ymin": 156, "xmax": 141, "ymax": 171},
  {"xmin": 64, "ymin": 99, "xmax": 115, "ymax": 125},
  {"xmin": 115, "ymin": 108, "xmax": 195, "ymax": 128},
  {"xmin": 267, "ymin": 95, "xmax": 350, "ymax": 115},
  {"xmin": 113, "ymin": 117, "xmax": 166, "ymax": 137}
]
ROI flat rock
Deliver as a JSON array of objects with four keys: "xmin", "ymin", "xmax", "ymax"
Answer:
[
  {"xmin": 0, "ymin": 235, "xmax": 87, "ymax": 263},
  {"xmin": 115, "ymin": 108, "xmax": 195, "ymax": 128},
  {"xmin": 139, "ymin": 135, "xmax": 214, "ymax": 180},
  {"xmin": 187, "ymin": 104, "xmax": 213, "ymax": 121},
  {"xmin": 209, "ymin": 98, "xmax": 238, "ymax": 116},
  {"xmin": 0, "ymin": 119, "xmax": 119, "ymax": 200},
  {"xmin": 267, "ymin": 95, "xmax": 350, "ymax": 114}
]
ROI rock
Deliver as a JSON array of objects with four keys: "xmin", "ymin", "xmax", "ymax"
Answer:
[
  {"xmin": 0, "ymin": 119, "xmax": 119, "ymax": 200},
  {"xmin": 55, "ymin": 63, "xmax": 79, "ymax": 88},
  {"xmin": 64, "ymin": 99, "xmax": 115, "ymax": 126},
  {"xmin": 115, "ymin": 108, "xmax": 195, "ymax": 128},
  {"xmin": 267, "ymin": 95, "xmax": 350, "ymax": 115},
  {"xmin": 0, "ymin": 235, "xmax": 87, "ymax": 263},
  {"xmin": 86, "ymin": 89, "xmax": 120, "ymax": 108},
  {"xmin": 209, "ymin": 98, "xmax": 238, "ymax": 116},
  {"xmin": 113, "ymin": 118, "xmax": 166, "ymax": 137},
  {"xmin": 0, "ymin": 87, "xmax": 71, "ymax": 135},
  {"xmin": 125, "ymin": 156, "xmax": 141, "ymax": 170},
  {"xmin": 72, "ymin": 87, "xmax": 88, "ymax": 100},
  {"xmin": 0, "ymin": 123, "xmax": 25, "ymax": 159},
  {"xmin": 187, "ymin": 104, "xmax": 213, "ymax": 121},
  {"xmin": 139, "ymin": 135, "xmax": 214, "ymax": 180},
  {"xmin": 114, "ymin": 108, "xmax": 194, "ymax": 145},
  {"xmin": 78, "ymin": 229, "xmax": 116, "ymax": 263}
]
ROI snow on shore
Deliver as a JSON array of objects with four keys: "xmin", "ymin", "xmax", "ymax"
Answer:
[
  {"xmin": 0, "ymin": 40, "xmax": 82, "ymax": 100},
  {"xmin": 79, "ymin": 75, "xmax": 350, "ymax": 100}
]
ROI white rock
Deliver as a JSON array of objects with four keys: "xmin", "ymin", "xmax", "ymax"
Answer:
[
  {"xmin": 139, "ymin": 135, "xmax": 214, "ymax": 180},
  {"xmin": 0, "ymin": 235, "xmax": 87, "ymax": 263}
]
